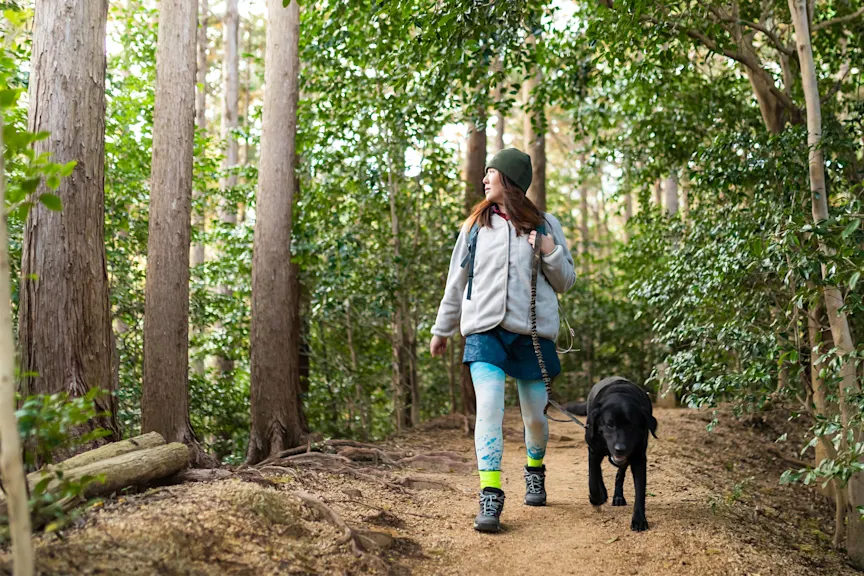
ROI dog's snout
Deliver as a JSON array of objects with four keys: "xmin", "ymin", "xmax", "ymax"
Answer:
[{"xmin": 613, "ymin": 443, "xmax": 627, "ymax": 455}]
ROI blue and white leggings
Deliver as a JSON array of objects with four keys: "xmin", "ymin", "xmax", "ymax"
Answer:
[{"xmin": 471, "ymin": 361, "xmax": 549, "ymax": 471}]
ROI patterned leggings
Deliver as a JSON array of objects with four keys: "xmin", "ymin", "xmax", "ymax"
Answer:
[{"xmin": 470, "ymin": 361, "xmax": 549, "ymax": 471}]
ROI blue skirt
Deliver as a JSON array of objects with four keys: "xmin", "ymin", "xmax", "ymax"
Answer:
[{"xmin": 463, "ymin": 326, "xmax": 561, "ymax": 381}]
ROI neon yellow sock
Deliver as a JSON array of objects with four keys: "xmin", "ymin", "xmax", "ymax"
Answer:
[
  {"xmin": 527, "ymin": 456, "xmax": 544, "ymax": 468},
  {"xmin": 479, "ymin": 470, "xmax": 501, "ymax": 490}
]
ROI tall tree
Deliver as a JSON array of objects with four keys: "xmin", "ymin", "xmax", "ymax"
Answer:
[
  {"xmin": 0, "ymin": 114, "xmax": 34, "ymax": 576},
  {"xmin": 214, "ymin": 0, "xmax": 240, "ymax": 376},
  {"xmin": 246, "ymin": 0, "xmax": 306, "ymax": 463},
  {"xmin": 655, "ymin": 171, "xmax": 679, "ymax": 409},
  {"xmin": 522, "ymin": 52, "xmax": 545, "ymax": 211},
  {"xmin": 787, "ymin": 0, "xmax": 863, "ymax": 562},
  {"xmin": 459, "ymin": 111, "xmax": 487, "ymax": 418},
  {"xmin": 19, "ymin": 0, "xmax": 117, "ymax": 446},
  {"xmin": 142, "ymin": 0, "xmax": 206, "ymax": 465}
]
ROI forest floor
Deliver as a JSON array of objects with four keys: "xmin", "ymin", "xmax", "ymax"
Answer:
[{"xmin": 2, "ymin": 406, "xmax": 860, "ymax": 575}]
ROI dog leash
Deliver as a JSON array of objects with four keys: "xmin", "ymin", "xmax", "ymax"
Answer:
[{"xmin": 529, "ymin": 230, "xmax": 586, "ymax": 429}]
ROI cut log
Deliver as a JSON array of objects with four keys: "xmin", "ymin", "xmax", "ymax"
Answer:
[
  {"xmin": 1, "ymin": 433, "xmax": 168, "ymax": 509},
  {"xmin": 1, "ymin": 443, "xmax": 189, "ymax": 523},
  {"xmin": 53, "ymin": 432, "xmax": 165, "ymax": 473},
  {"xmin": 45, "ymin": 442, "xmax": 189, "ymax": 499}
]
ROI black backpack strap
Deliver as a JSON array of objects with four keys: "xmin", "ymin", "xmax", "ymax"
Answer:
[{"xmin": 460, "ymin": 223, "xmax": 480, "ymax": 300}]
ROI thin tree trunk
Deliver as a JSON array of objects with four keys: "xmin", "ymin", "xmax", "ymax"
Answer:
[
  {"xmin": 345, "ymin": 298, "xmax": 368, "ymax": 440},
  {"xmin": 143, "ymin": 0, "xmax": 208, "ymax": 466},
  {"xmin": 385, "ymin": 143, "xmax": 412, "ymax": 430},
  {"xmin": 623, "ymin": 191, "xmax": 633, "ymax": 242},
  {"xmin": 195, "ymin": 0, "xmax": 208, "ymax": 132},
  {"xmin": 0, "ymin": 113, "xmax": 34, "ymax": 576},
  {"xmin": 460, "ymin": 109, "xmax": 486, "ymax": 418},
  {"xmin": 464, "ymin": 110, "xmax": 487, "ymax": 214},
  {"xmin": 247, "ymin": 0, "xmax": 306, "ymax": 464},
  {"xmin": 522, "ymin": 52, "xmax": 545, "ymax": 211},
  {"xmin": 20, "ymin": 0, "xmax": 117, "ymax": 450},
  {"xmin": 664, "ymin": 171, "xmax": 679, "ymax": 216},
  {"xmin": 789, "ymin": 0, "xmax": 863, "ymax": 561},
  {"xmin": 214, "ymin": 0, "xmax": 240, "ymax": 376},
  {"xmin": 190, "ymin": 0, "xmax": 208, "ymax": 377},
  {"xmin": 680, "ymin": 173, "xmax": 690, "ymax": 222},
  {"xmin": 653, "ymin": 179, "xmax": 663, "ymax": 209}
]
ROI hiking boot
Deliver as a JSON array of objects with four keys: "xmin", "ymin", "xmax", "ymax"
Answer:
[
  {"xmin": 473, "ymin": 487, "xmax": 505, "ymax": 533},
  {"xmin": 524, "ymin": 465, "xmax": 547, "ymax": 506}
]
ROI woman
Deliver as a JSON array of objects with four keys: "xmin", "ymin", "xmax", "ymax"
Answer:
[{"xmin": 430, "ymin": 147, "xmax": 576, "ymax": 532}]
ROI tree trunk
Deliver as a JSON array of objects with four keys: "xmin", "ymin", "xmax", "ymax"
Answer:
[
  {"xmin": 653, "ymin": 179, "xmax": 663, "ymax": 208},
  {"xmin": 0, "ymin": 114, "xmax": 34, "ymax": 576},
  {"xmin": 143, "ymin": 0, "xmax": 206, "ymax": 465},
  {"xmin": 246, "ymin": 0, "xmax": 306, "ymax": 464},
  {"xmin": 345, "ymin": 298, "xmax": 368, "ymax": 440},
  {"xmin": 680, "ymin": 174, "xmax": 690, "ymax": 222},
  {"xmin": 664, "ymin": 171, "xmax": 679, "ymax": 216},
  {"xmin": 214, "ymin": 0, "xmax": 240, "ymax": 376},
  {"xmin": 195, "ymin": 0, "xmax": 208, "ymax": 132},
  {"xmin": 522, "ymin": 65, "xmax": 545, "ymax": 211},
  {"xmin": 464, "ymin": 110, "xmax": 487, "ymax": 214},
  {"xmin": 623, "ymin": 191, "xmax": 633, "ymax": 242},
  {"xmin": 459, "ymin": 110, "xmax": 486, "ymax": 418},
  {"xmin": 20, "ymin": 0, "xmax": 118, "ymax": 449},
  {"xmin": 190, "ymin": 0, "xmax": 208, "ymax": 377},
  {"xmin": 788, "ymin": 0, "xmax": 863, "ymax": 562}
]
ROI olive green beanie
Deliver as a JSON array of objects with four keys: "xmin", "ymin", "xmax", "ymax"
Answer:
[{"xmin": 486, "ymin": 148, "xmax": 533, "ymax": 194}]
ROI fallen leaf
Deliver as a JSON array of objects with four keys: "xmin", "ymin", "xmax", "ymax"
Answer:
[{"xmin": 606, "ymin": 536, "xmax": 619, "ymax": 544}]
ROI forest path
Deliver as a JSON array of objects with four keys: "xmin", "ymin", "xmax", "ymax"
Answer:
[
  {"xmin": 406, "ymin": 407, "xmax": 856, "ymax": 576},
  {"xmin": 5, "ymin": 407, "xmax": 859, "ymax": 575}
]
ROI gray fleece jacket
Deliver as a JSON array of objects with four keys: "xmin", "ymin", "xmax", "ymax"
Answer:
[{"xmin": 431, "ymin": 212, "xmax": 576, "ymax": 341}]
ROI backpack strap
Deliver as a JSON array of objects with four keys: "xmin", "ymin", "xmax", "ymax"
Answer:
[
  {"xmin": 460, "ymin": 223, "xmax": 480, "ymax": 300},
  {"xmin": 536, "ymin": 211, "xmax": 547, "ymax": 237}
]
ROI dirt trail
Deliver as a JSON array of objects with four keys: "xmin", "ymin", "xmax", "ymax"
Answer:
[
  {"xmin": 3, "ymin": 407, "xmax": 858, "ymax": 575},
  {"xmin": 404, "ymin": 407, "xmax": 856, "ymax": 576}
]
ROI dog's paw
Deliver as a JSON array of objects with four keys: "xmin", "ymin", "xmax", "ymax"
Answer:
[
  {"xmin": 589, "ymin": 487, "xmax": 608, "ymax": 507},
  {"xmin": 630, "ymin": 515, "xmax": 649, "ymax": 532},
  {"xmin": 612, "ymin": 495, "xmax": 627, "ymax": 507}
]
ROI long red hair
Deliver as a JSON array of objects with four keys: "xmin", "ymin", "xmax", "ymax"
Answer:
[{"xmin": 465, "ymin": 172, "xmax": 543, "ymax": 235}]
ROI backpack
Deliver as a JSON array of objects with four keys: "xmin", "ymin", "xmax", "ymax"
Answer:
[{"xmin": 460, "ymin": 212, "xmax": 546, "ymax": 300}]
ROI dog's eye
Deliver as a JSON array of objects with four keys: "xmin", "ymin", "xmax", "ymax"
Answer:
[{"xmin": 605, "ymin": 422, "xmax": 614, "ymax": 429}]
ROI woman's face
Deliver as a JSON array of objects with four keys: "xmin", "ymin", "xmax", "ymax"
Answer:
[{"xmin": 483, "ymin": 168, "xmax": 505, "ymax": 204}]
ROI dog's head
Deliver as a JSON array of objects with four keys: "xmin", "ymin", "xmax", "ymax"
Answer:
[{"xmin": 588, "ymin": 394, "xmax": 657, "ymax": 466}]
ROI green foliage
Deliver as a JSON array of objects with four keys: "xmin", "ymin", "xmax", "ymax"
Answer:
[{"xmin": 7, "ymin": 388, "xmax": 110, "ymax": 535}]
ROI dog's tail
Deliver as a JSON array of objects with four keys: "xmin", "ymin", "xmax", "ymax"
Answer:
[{"xmin": 563, "ymin": 401, "xmax": 587, "ymax": 416}]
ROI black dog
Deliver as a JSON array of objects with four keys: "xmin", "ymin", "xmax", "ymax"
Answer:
[{"xmin": 566, "ymin": 377, "xmax": 657, "ymax": 531}]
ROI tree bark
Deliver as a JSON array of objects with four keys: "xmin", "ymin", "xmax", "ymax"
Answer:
[
  {"xmin": 459, "ymin": 110, "xmax": 487, "ymax": 418},
  {"xmin": 664, "ymin": 171, "xmax": 679, "ymax": 216},
  {"xmin": 788, "ymin": 0, "xmax": 863, "ymax": 562},
  {"xmin": 214, "ymin": 0, "xmax": 240, "ymax": 376},
  {"xmin": 190, "ymin": 0, "xmax": 208, "ymax": 377},
  {"xmin": 143, "ymin": 0, "xmax": 206, "ymax": 465},
  {"xmin": 653, "ymin": 179, "xmax": 663, "ymax": 209},
  {"xmin": 195, "ymin": 0, "xmax": 208, "ymax": 132},
  {"xmin": 20, "ymin": 0, "xmax": 117, "ymax": 448},
  {"xmin": 623, "ymin": 191, "xmax": 633, "ymax": 242},
  {"xmin": 0, "ymin": 114, "xmax": 34, "ymax": 576},
  {"xmin": 464, "ymin": 111, "xmax": 487, "ymax": 214},
  {"xmin": 522, "ymin": 61, "xmax": 546, "ymax": 211},
  {"xmin": 246, "ymin": 0, "xmax": 306, "ymax": 464}
]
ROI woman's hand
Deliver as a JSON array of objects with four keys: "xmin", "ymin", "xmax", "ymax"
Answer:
[
  {"xmin": 430, "ymin": 335, "xmax": 448, "ymax": 357},
  {"xmin": 528, "ymin": 230, "xmax": 556, "ymax": 255}
]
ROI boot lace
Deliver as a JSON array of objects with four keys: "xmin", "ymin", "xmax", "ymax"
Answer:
[
  {"xmin": 479, "ymin": 492, "xmax": 503, "ymax": 516},
  {"xmin": 525, "ymin": 470, "xmax": 544, "ymax": 494}
]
